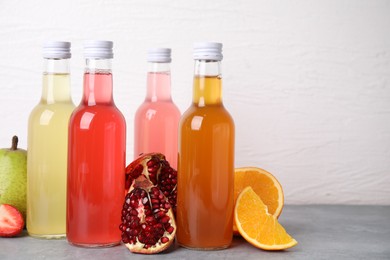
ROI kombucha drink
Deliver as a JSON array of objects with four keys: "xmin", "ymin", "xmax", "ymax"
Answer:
[
  {"xmin": 27, "ymin": 42, "xmax": 74, "ymax": 238},
  {"xmin": 177, "ymin": 42, "xmax": 235, "ymax": 249},
  {"xmin": 67, "ymin": 41, "xmax": 126, "ymax": 247},
  {"xmin": 134, "ymin": 48, "xmax": 180, "ymax": 168}
]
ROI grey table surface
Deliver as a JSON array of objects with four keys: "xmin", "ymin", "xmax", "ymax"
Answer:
[{"xmin": 1, "ymin": 205, "xmax": 389, "ymax": 259}]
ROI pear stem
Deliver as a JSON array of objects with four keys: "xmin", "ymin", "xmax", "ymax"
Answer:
[{"xmin": 11, "ymin": 136, "xmax": 18, "ymax": 150}]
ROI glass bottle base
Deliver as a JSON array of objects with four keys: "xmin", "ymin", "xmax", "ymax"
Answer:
[
  {"xmin": 28, "ymin": 232, "xmax": 66, "ymax": 240},
  {"xmin": 178, "ymin": 243, "xmax": 230, "ymax": 251},
  {"xmin": 68, "ymin": 241, "xmax": 121, "ymax": 248}
]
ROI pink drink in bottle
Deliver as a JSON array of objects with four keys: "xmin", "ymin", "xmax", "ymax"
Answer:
[
  {"xmin": 67, "ymin": 41, "xmax": 126, "ymax": 247},
  {"xmin": 134, "ymin": 48, "xmax": 180, "ymax": 168}
]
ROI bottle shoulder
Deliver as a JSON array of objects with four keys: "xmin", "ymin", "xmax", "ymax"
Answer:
[
  {"xmin": 180, "ymin": 104, "xmax": 234, "ymax": 127},
  {"xmin": 182, "ymin": 104, "xmax": 233, "ymax": 118},
  {"xmin": 29, "ymin": 102, "xmax": 75, "ymax": 119},
  {"xmin": 28, "ymin": 103, "xmax": 75, "ymax": 128},
  {"xmin": 70, "ymin": 104, "xmax": 126, "ymax": 127},
  {"xmin": 135, "ymin": 101, "xmax": 181, "ymax": 117}
]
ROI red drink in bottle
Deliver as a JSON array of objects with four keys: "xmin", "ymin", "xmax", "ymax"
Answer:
[{"xmin": 67, "ymin": 41, "xmax": 126, "ymax": 247}]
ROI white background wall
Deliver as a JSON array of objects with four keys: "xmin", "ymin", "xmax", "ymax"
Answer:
[{"xmin": 0, "ymin": 0, "xmax": 389, "ymax": 205}]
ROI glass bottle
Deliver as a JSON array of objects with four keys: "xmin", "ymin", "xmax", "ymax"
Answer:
[
  {"xmin": 134, "ymin": 48, "xmax": 181, "ymax": 168},
  {"xmin": 177, "ymin": 42, "xmax": 235, "ymax": 250},
  {"xmin": 27, "ymin": 41, "xmax": 75, "ymax": 239},
  {"xmin": 67, "ymin": 41, "xmax": 126, "ymax": 247}
]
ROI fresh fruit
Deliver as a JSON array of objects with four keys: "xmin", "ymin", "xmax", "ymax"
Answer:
[
  {"xmin": 233, "ymin": 167, "xmax": 284, "ymax": 234},
  {"xmin": 120, "ymin": 175, "xmax": 176, "ymax": 254},
  {"xmin": 234, "ymin": 186, "xmax": 297, "ymax": 250},
  {"xmin": 125, "ymin": 153, "xmax": 177, "ymax": 215},
  {"xmin": 0, "ymin": 136, "xmax": 27, "ymax": 220},
  {"xmin": 0, "ymin": 204, "xmax": 24, "ymax": 237}
]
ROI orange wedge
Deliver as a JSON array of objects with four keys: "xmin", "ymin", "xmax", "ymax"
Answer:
[
  {"xmin": 234, "ymin": 186, "xmax": 297, "ymax": 250},
  {"xmin": 233, "ymin": 167, "xmax": 284, "ymax": 234}
]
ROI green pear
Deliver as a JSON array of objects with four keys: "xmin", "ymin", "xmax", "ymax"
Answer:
[{"xmin": 0, "ymin": 136, "xmax": 27, "ymax": 220}]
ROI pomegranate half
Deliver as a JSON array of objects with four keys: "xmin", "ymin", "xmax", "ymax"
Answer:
[{"xmin": 120, "ymin": 153, "xmax": 177, "ymax": 254}]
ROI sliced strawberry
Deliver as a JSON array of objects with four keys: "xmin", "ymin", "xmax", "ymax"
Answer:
[{"xmin": 0, "ymin": 204, "xmax": 24, "ymax": 237}]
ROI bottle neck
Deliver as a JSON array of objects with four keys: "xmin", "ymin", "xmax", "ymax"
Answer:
[
  {"xmin": 146, "ymin": 62, "xmax": 172, "ymax": 102},
  {"xmin": 192, "ymin": 60, "xmax": 222, "ymax": 106},
  {"xmin": 83, "ymin": 59, "xmax": 113, "ymax": 105},
  {"xmin": 41, "ymin": 58, "xmax": 72, "ymax": 104}
]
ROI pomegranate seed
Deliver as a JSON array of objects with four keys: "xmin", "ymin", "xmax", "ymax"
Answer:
[
  {"xmin": 129, "ymin": 229, "xmax": 136, "ymax": 236},
  {"xmin": 154, "ymin": 223, "xmax": 163, "ymax": 230},
  {"xmin": 160, "ymin": 216, "xmax": 170, "ymax": 224},
  {"xmin": 130, "ymin": 200, "xmax": 138, "ymax": 208},
  {"xmin": 161, "ymin": 237, "xmax": 169, "ymax": 243},
  {"xmin": 139, "ymin": 235, "xmax": 147, "ymax": 243},
  {"xmin": 146, "ymin": 158, "xmax": 157, "ymax": 167},
  {"xmin": 122, "ymin": 234, "xmax": 130, "ymax": 243},
  {"xmin": 144, "ymin": 226, "xmax": 152, "ymax": 232},
  {"xmin": 130, "ymin": 222, "xmax": 139, "ymax": 229},
  {"xmin": 155, "ymin": 210, "xmax": 165, "ymax": 219},
  {"xmin": 142, "ymin": 197, "xmax": 148, "ymax": 205},
  {"xmin": 166, "ymin": 226, "xmax": 174, "ymax": 234},
  {"xmin": 130, "ymin": 216, "xmax": 139, "ymax": 222},
  {"xmin": 145, "ymin": 216, "xmax": 155, "ymax": 223},
  {"xmin": 148, "ymin": 166, "xmax": 157, "ymax": 173}
]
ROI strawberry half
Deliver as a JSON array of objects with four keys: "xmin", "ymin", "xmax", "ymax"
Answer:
[{"xmin": 0, "ymin": 204, "xmax": 24, "ymax": 237}]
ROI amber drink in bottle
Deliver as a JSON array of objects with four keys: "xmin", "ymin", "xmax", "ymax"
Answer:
[{"xmin": 177, "ymin": 42, "xmax": 235, "ymax": 249}]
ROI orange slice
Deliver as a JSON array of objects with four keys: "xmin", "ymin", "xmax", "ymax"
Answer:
[
  {"xmin": 234, "ymin": 186, "xmax": 297, "ymax": 250},
  {"xmin": 233, "ymin": 167, "xmax": 284, "ymax": 234}
]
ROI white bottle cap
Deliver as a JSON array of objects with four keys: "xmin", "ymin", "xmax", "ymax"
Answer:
[
  {"xmin": 84, "ymin": 40, "xmax": 113, "ymax": 59},
  {"xmin": 193, "ymin": 42, "xmax": 223, "ymax": 61},
  {"xmin": 43, "ymin": 41, "xmax": 71, "ymax": 59},
  {"xmin": 147, "ymin": 48, "xmax": 171, "ymax": 63}
]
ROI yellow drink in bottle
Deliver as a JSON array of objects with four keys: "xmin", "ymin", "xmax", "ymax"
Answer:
[{"xmin": 27, "ymin": 42, "xmax": 74, "ymax": 238}]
